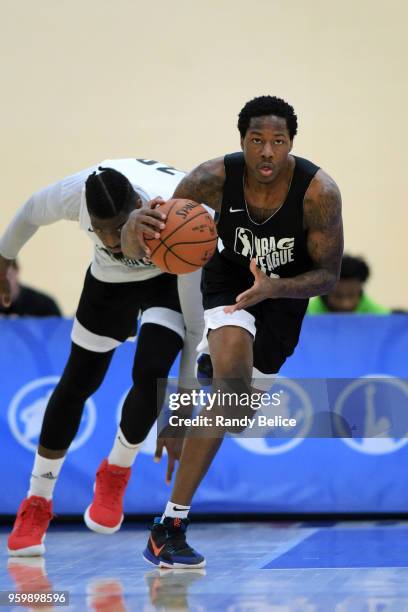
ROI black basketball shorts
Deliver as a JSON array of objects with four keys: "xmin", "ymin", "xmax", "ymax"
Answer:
[
  {"xmin": 199, "ymin": 254, "xmax": 308, "ymax": 380},
  {"xmin": 71, "ymin": 268, "xmax": 184, "ymax": 352}
]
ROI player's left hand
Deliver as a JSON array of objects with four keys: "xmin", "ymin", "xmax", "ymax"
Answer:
[
  {"xmin": 224, "ymin": 259, "xmax": 281, "ymax": 313},
  {"xmin": 154, "ymin": 437, "xmax": 184, "ymax": 485}
]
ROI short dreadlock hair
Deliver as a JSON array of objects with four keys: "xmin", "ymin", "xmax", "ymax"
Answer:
[
  {"xmin": 238, "ymin": 96, "xmax": 298, "ymax": 140},
  {"xmin": 85, "ymin": 166, "xmax": 137, "ymax": 219}
]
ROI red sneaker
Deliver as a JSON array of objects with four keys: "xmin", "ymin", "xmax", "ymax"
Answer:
[
  {"xmin": 7, "ymin": 496, "xmax": 53, "ymax": 557},
  {"xmin": 84, "ymin": 459, "xmax": 131, "ymax": 534}
]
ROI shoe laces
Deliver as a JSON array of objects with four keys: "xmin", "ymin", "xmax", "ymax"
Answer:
[
  {"xmin": 165, "ymin": 520, "xmax": 191, "ymax": 553},
  {"xmin": 16, "ymin": 500, "xmax": 52, "ymax": 536},
  {"xmin": 96, "ymin": 469, "xmax": 128, "ymax": 510}
]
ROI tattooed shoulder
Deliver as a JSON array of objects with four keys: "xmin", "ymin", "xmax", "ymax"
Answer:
[
  {"xmin": 173, "ymin": 157, "xmax": 225, "ymax": 212},
  {"xmin": 303, "ymin": 169, "xmax": 342, "ymax": 231}
]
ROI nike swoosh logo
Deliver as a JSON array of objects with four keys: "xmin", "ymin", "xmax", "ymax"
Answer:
[
  {"xmin": 150, "ymin": 535, "xmax": 165, "ymax": 557},
  {"xmin": 172, "ymin": 506, "xmax": 189, "ymax": 512},
  {"xmin": 229, "ymin": 207, "xmax": 244, "ymax": 213}
]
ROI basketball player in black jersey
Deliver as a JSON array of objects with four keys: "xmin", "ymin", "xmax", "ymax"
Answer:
[{"xmin": 122, "ymin": 95, "xmax": 343, "ymax": 568}]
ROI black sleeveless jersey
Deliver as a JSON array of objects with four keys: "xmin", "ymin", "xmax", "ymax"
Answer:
[
  {"xmin": 201, "ymin": 152, "xmax": 320, "ymax": 371},
  {"xmin": 216, "ymin": 152, "xmax": 319, "ymax": 277},
  {"xmin": 202, "ymin": 152, "xmax": 320, "ymax": 315}
]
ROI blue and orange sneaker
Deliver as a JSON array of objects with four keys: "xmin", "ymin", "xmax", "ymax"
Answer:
[{"xmin": 143, "ymin": 517, "xmax": 206, "ymax": 569}]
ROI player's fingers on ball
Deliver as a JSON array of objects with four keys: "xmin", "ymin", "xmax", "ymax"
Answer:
[
  {"xmin": 145, "ymin": 208, "xmax": 164, "ymax": 218},
  {"xmin": 128, "ymin": 213, "xmax": 147, "ymax": 229},
  {"xmin": 147, "ymin": 208, "xmax": 167, "ymax": 220},
  {"xmin": 148, "ymin": 196, "xmax": 165, "ymax": 209},
  {"xmin": 141, "ymin": 227, "xmax": 160, "ymax": 240},
  {"xmin": 143, "ymin": 212, "xmax": 166, "ymax": 228},
  {"xmin": 138, "ymin": 211, "xmax": 163, "ymax": 225},
  {"xmin": 138, "ymin": 224, "xmax": 158, "ymax": 237}
]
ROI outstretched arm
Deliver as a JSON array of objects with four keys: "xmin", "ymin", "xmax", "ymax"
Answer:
[{"xmin": 0, "ymin": 171, "xmax": 86, "ymax": 306}]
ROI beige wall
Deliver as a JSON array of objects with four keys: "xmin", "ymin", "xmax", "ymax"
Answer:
[{"xmin": 1, "ymin": 0, "xmax": 407, "ymax": 313}]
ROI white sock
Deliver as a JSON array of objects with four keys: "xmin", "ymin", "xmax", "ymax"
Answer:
[
  {"xmin": 28, "ymin": 453, "xmax": 65, "ymax": 501},
  {"xmin": 108, "ymin": 427, "xmax": 143, "ymax": 468},
  {"xmin": 161, "ymin": 501, "xmax": 191, "ymax": 522}
]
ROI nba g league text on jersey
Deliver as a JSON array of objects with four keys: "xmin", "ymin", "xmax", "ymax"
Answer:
[{"xmin": 234, "ymin": 227, "xmax": 294, "ymax": 277}]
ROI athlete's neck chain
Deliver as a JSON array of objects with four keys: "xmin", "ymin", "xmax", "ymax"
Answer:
[{"xmin": 243, "ymin": 169, "xmax": 294, "ymax": 226}]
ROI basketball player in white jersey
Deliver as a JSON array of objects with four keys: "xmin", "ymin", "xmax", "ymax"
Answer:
[{"xmin": 0, "ymin": 159, "xmax": 204, "ymax": 556}]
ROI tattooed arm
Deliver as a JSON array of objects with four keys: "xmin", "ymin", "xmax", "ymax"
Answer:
[
  {"xmin": 276, "ymin": 170, "xmax": 344, "ymax": 298},
  {"xmin": 225, "ymin": 170, "xmax": 343, "ymax": 311},
  {"xmin": 121, "ymin": 158, "xmax": 225, "ymax": 258},
  {"xmin": 172, "ymin": 157, "xmax": 225, "ymax": 211}
]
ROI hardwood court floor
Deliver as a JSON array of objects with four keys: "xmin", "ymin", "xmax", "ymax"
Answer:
[{"xmin": 1, "ymin": 521, "xmax": 407, "ymax": 610}]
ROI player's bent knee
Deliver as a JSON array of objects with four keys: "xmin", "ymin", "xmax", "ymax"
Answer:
[
  {"xmin": 212, "ymin": 352, "xmax": 253, "ymax": 388},
  {"xmin": 132, "ymin": 323, "xmax": 183, "ymax": 385}
]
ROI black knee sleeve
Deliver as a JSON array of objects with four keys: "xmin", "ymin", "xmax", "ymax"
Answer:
[
  {"xmin": 39, "ymin": 343, "xmax": 113, "ymax": 450},
  {"xmin": 120, "ymin": 324, "xmax": 183, "ymax": 444}
]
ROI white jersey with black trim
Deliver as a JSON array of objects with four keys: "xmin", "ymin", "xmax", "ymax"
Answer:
[{"xmin": 0, "ymin": 158, "xmax": 186, "ymax": 283}]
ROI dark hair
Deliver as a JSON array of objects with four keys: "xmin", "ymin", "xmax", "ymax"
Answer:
[
  {"xmin": 340, "ymin": 254, "xmax": 370, "ymax": 283},
  {"xmin": 238, "ymin": 96, "xmax": 298, "ymax": 139},
  {"xmin": 85, "ymin": 167, "xmax": 137, "ymax": 219}
]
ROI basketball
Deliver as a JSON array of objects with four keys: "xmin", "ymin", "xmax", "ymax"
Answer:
[{"xmin": 146, "ymin": 199, "xmax": 218, "ymax": 274}]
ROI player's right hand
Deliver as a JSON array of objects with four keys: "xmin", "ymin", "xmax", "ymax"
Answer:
[
  {"xmin": 0, "ymin": 255, "xmax": 12, "ymax": 307},
  {"xmin": 154, "ymin": 436, "xmax": 183, "ymax": 485},
  {"xmin": 121, "ymin": 197, "xmax": 167, "ymax": 258}
]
